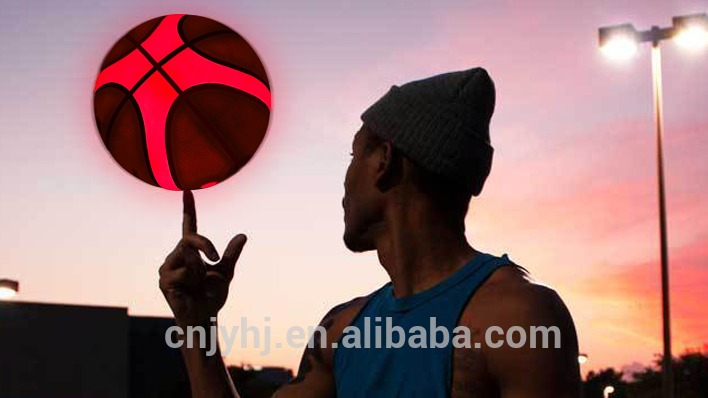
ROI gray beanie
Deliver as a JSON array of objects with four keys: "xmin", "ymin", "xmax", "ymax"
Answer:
[{"xmin": 361, "ymin": 67, "xmax": 495, "ymax": 196}]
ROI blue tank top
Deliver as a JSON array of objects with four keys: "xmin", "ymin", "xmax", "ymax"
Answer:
[{"xmin": 334, "ymin": 251, "xmax": 512, "ymax": 397}]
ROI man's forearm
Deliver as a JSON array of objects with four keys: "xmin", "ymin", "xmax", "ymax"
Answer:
[{"xmin": 178, "ymin": 320, "xmax": 241, "ymax": 398}]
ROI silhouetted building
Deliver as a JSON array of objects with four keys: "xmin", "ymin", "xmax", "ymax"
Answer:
[
  {"xmin": 228, "ymin": 365, "xmax": 293, "ymax": 398},
  {"xmin": 0, "ymin": 301, "xmax": 295, "ymax": 397},
  {"xmin": 256, "ymin": 366, "xmax": 294, "ymax": 385},
  {"xmin": 129, "ymin": 316, "xmax": 191, "ymax": 397},
  {"xmin": 0, "ymin": 301, "xmax": 189, "ymax": 398}
]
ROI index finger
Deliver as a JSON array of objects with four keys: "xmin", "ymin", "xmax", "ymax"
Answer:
[{"xmin": 182, "ymin": 190, "xmax": 197, "ymax": 237}]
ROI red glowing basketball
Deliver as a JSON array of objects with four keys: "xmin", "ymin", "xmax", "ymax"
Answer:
[{"xmin": 93, "ymin": 14, "xmax": 271, "ymax": 190}]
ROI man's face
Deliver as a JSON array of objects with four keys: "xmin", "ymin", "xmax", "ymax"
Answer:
[{"xmin": 342, "ymin": 126, "xmax": 383, "ymax": 252}]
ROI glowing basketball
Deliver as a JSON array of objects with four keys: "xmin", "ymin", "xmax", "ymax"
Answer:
[{"xmin": 93, "ymin": 14, "xmax": 271, "ymax": 190}]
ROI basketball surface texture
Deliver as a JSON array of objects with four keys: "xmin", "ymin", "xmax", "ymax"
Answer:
[{"xmin": 93, "ymin": 14, "xmax": 271, "ymax": 190}]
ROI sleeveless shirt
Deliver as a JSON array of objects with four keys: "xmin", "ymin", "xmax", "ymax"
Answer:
[{"xmin": 334, "ymin": 251, "xmax": 512, "ymax": 397}]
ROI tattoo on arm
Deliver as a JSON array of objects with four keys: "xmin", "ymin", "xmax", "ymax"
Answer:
[{"xmin": 289, "ymin": 302, "xmax": 350, "ymax": 385}]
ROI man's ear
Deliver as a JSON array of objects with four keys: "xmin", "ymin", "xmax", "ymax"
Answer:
[{"xmin": 375, "ymin": 141, "xmax": 402, "ymax": 192}]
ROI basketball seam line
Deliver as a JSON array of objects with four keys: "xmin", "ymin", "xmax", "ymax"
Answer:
[
  {"xmin": 96, "ymin": 83, "xmax": 158, "ymax": 185},
  {"xmin": 176, "ymin": 16, "xmax": 269, "ymax": 89},
  {"xmin": 100, "ymin": 29, "xmax": 235, "ymax": 150},
  {"xmin": 100, "ymin": 16, "xmax": 165, "ymax": 71},
  {"xmin": 125, "ymin": 32, "xmax": 247, "ymax": 189}
]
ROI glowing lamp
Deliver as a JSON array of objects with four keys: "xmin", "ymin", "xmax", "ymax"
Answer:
[
  {"xmin": 599, "ymin": 24, "xmax": 639, "ymax": 60},
  {"xmin": 0, "ymin": 279, "xmax": 19, "ymax": 300},
  {"xmin": 673, "ymin": 13, "xmax": 708, "ymax": 49}
]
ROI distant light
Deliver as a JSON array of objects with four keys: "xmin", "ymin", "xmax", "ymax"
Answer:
[
  {"xmin": 0, "ymin": 279, "xmax": 19, "ymax": 300},
  {"xmin": 601, "ymin": 37, "xmax": 638, "ymax": 60},
  {"xmin": 604, "ymin": 385, "xmax": 615, "ymax": 398},
  {"xmin": 0, "ymin": 287, "xmax": 16, "ymax": 299},
  {"xmin": 673, "ymin": 13, "xmax": 708, "ymax": 50},
  {"xmin": 578, "ymin": 353, "xmax": 589, "ymax": 364},
  {"xmin": 599, "ymin": 24, "xmax": 639, "ymax": 60},
  {"xmin": 675, "ymin": 25, "xmax": 708, "ymax": 49}
]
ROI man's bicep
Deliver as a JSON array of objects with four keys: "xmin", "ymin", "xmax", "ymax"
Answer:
[
  {"xmin": 492, "ymin": 341, "xmax": 580, "ymax": 397},
  {"xmin": 272, "ymin": 323, "xmax": 336, "ymax": 398},
  {"xmin": 273, "ymin": 297, "xmax": 368, "ymax": 398},
  {"xmin": 272, "ymin": 352, "xmax": 335, "ymax": 398},
  {"xmin": 486, "ymin": 287, "xmax": 581, "ymax": 397}
]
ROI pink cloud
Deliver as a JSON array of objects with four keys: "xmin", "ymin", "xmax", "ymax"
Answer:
[{"xmin": 568, "ymin": 236, "xmax": 708, "ymax": 369}]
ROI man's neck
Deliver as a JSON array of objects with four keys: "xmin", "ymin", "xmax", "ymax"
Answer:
[{"xmin": 375, "ymin": 205, "xmax": 476, "ymax": 298}]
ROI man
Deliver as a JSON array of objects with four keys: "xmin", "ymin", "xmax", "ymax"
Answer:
[{"xmin": 159, "ymin": 67, "xmax": 582, "ymax": 397}]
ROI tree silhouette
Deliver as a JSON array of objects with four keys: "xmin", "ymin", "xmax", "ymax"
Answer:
[
  {"xmin": 584, "ymin": 368, "xmax": 627, "ymax": 397},
  {"xmin": 583, "ymin": 350, "xmax": 708, "ymax": 398}
]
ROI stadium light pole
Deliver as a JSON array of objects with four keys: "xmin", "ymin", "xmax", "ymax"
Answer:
[
  {"xmin": 0, "ymin": 279, "xmax": 19, "ymax": 300},
  {"xmin": 599, "ymin": 12, "xmax": 708, "ymax": 398}
]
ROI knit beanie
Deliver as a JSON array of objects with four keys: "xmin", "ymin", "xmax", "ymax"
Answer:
[{"xmin": 361, "ymin": 67, "xmax": 495, "ymax": 196}]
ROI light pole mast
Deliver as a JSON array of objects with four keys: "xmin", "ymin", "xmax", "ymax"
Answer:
[
  {"xmin": 599, "ymin": 12, "xmax": 708, "ymax": 398},
  {"xmin": 649, "ymin": 30, "xmax": 672, "ymax": 398}
]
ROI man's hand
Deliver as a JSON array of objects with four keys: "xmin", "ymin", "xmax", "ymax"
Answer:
[{"xmin": 159, "ymin": 190, "xmax": 247, "ymax": 327}]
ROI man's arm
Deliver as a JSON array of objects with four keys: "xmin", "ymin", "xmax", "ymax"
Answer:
[
  {"xmin": 159, "ymin": 191, "xmax": 246, "ymax": 397},
  {"xmin": 274, "ymin": 297, "xmax": 369, "ymax": 398},
  {"xmin": 271, "ymin": 315, "xmax": 337, "ymax": 398},
  {"xmin": 160, "ymin": 192, "xmax": 369, "ymax": 397},
  {"xmin": 178, "ymin": 324, "xmax": 241, "ymax": 398},
  {"xmin": 478, "ymin": 282, "xmax": 582, "ymax": 397}
]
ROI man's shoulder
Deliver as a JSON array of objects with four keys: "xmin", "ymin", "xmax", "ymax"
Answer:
[
  {"xmin": 314, "ymin": 291, "xmax": 377, "ymax": 369},
  {"xmin": 461, "ymin": 263, "xmax": 573, "ymax": 329},
  {"xmin": 456, "ymin": 263, "xmax": 582, "ymax": 396},
  {"xmin": 321, "ymin": 291, "xmax": 375, "ymax": 331}
]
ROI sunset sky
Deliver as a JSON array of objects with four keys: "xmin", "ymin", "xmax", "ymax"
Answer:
[{"xmin": 0, "ymin": 0, "xmax": 706, "ymax": 374}]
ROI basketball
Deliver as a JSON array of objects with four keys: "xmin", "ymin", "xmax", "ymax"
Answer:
[{"xmin": 93, "ymin": 14, "xmax": 271, "ymax": 190}]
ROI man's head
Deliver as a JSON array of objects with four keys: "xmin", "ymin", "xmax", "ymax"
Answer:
[{"xmin": 342, "ymin": 68, "xmax": 496, "ymax": 252}]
